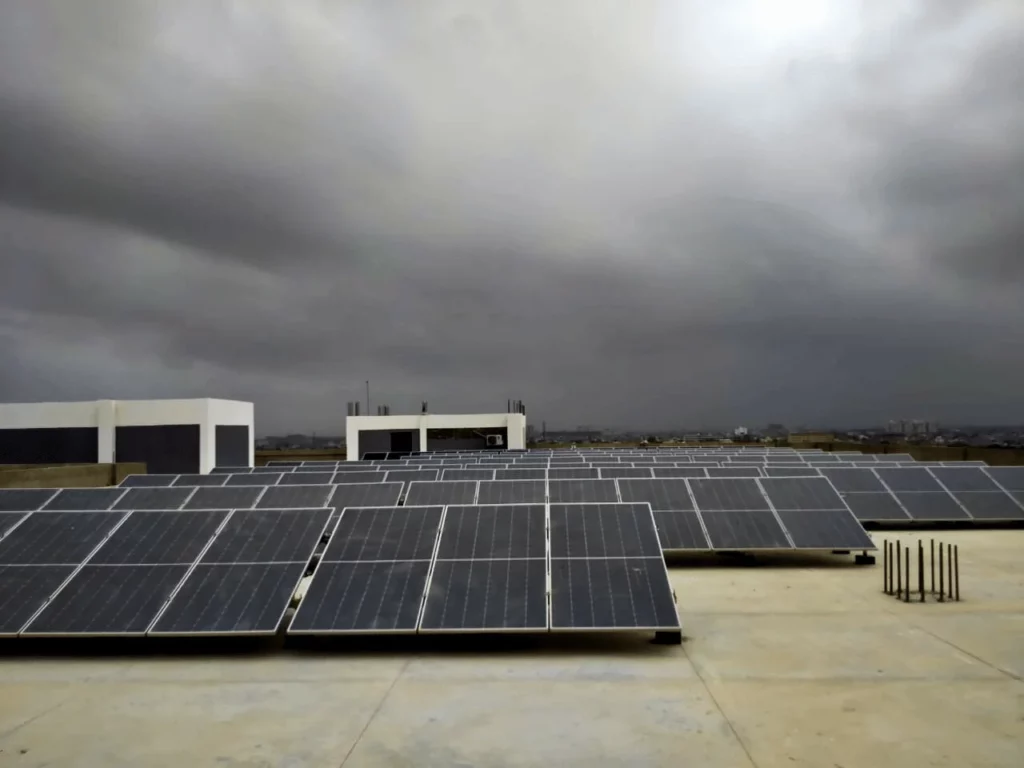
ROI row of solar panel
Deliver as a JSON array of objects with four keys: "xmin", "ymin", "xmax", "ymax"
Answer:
[
  {"xmin": 267, "ymin": 454, "xmax": 924, "ymax": 468},
  {"xmin": 0, "ymin": 503, "xmax": 681, "ymax": 636},
  {"xmin": 293, "ymin": 503, "xmax": 679, "ymax": 634},
  {"xmin": 0, "ymin": 507, "xmax": 332, "ymax": 636}
]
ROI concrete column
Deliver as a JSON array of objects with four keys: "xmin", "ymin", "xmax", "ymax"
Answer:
[
  {"xmin": 198, "ymin": 399, "xmax": 216, "ymax": 474},
  {"xmin": 419, "ymin": 416, "xmax": 428, "ymax": 453},
  {"xmin": 95, "ymin": 399, "xmax": 116, "ymax": 463}
]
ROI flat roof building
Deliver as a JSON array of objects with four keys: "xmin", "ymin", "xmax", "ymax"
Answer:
[
  {"xmin": 346, "ymin": 411, "xmax": 527, "ymax": 459},
  {"xmin": 0, "ymin": 398, "xmax": 253, "ymax": 474}
]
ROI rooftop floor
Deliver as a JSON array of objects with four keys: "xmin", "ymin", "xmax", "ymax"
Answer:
[{"xmin": 1, "ymin": 529, "xmax": 1021, "ymax": 767}]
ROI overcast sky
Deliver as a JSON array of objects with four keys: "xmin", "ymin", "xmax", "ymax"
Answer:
[{"xmin": 1, "ymin": 1, "xmax": 1022, "ymax": 434}]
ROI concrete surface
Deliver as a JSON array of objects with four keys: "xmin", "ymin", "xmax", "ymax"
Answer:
[{"xmin": 1, "ymin": 529, "xmax": 1021, "ymax": 767}]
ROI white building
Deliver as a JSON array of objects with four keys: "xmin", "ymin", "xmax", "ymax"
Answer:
[
  {"xmin": 346, "ymin": 412, "xmax": 527, "ymax": 459},
  {"xmin": 0, "ymin": 399, "xmax": 253, "ymax": 474}
]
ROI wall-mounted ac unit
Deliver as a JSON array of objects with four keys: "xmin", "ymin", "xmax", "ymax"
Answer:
[{"xmin": 486, "ymin": 434, "xmax": 504, "ymax": 447}]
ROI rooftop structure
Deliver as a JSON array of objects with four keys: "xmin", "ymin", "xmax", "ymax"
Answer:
[
  {"xmin": 345, "ymin": 411, "xmax": 527, "ymax": 459},
  {"xmin": 0, "ymin": 398, "xmax": 253, "ymax": 474}
]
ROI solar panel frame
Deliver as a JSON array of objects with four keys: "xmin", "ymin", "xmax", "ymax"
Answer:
[
  {"xmin": 547, "ymin": 479, "xmax": 619, "ymax": 504},
  {"xmin": 223, "ymin": 472, "xmax": 283, "ymax": 487},
  {"xmin": 0, "ymin": 565, "xmax": 78, "ymax": 636}
]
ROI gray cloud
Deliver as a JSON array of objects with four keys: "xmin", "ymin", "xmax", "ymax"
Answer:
[{"xmin": 1, "ymin": 0, "xmax": 1022, "ymax": 434}]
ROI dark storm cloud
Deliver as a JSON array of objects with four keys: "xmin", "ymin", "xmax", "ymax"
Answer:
[{"xmin": 1, "ymin": 0, "xmax": 1022, "ymax": 433}]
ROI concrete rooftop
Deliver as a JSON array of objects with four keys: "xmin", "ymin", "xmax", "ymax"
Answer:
[{"xmin": 1, "ymin": 529, "xmax": 1021, "ymax": 768}]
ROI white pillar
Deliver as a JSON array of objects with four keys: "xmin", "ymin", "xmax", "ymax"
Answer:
[
  {"xmin": 419, "ymin": 415, "xmax": 428, "ymax": 453},
  {"xmin": 96, "ymin": 399, "xmax": 116, "ymax": 463},
  {"xmin": 198, "ymin": 399, "xmax": 216, "ymax": 474}
]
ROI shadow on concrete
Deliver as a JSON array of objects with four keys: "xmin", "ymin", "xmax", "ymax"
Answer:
[
  {"xmin": 664, "ymin": 551, "xmax": 871, "ymax": 570},
  {"xmin": 0, "ymin": 626, "xmax": 684, "ymax": 659}
]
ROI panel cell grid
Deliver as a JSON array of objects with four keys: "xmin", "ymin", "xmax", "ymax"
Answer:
[
  {"xmin": 89, "ymin": 510, "xmax": 228, "ymax": 565},
  {"xmin": 324, "ymin": 506, "xmax": 443, "ymax": 562},
  {"xmin": 549, "ymin": 503, "xmax": 663, "ymax": 558},
  {"xmin": 112, "ymin": 487, "xmax": 196, "ymax": 511},
  {"xmin": 0, "ymin": 511, "xmax": 125, "ymax": 565},
  {"xmin": 202, "ymin": 508, "xmax": 332, "ymax": 563},
  {"xmin": 476, "ymin": 480, "xmax": 546, "ymax": 505},
  {"xmin": 41, "ymin": 488, "xmax": 127, "ymax": 511}
]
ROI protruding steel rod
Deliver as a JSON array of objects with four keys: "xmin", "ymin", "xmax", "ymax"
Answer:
[
  {"xmin": 883, "ymin": 540, "xmax": 889, "ymax": 594},
  {"xmin": 947, "ymin": 543, "xmax": 954, "ymax": 600},
  {"xmin": 919, "ymin": 540, "xmax": 925, "ymax": 603},
  {"xmin": 904, "ymin": 546, "xmax": 910, "ymax": 603},
  {"xmin": 930, "ymin": 539, "xmax": 935, "ymax": 594},
  {"xmin": 954, "ymin": 545, "xmax": 960, "ymax": 601},
  {"xmin": 896, "ymin": 543, "xmax": 902, "ymax": 598},
  {"xmin": 938, "ymin": 542, "xmax": 945, "ymax": 603}
]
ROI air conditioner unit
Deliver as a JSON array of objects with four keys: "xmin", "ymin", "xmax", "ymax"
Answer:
[{"xmin": 486, "ymin": 434, "xmax": 504, "ymax": 447}]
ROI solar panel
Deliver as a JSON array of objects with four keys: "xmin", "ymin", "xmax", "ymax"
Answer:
[
  {"xmin": 385, "ymin": 469, "xmax": 441, "ymax": 483},
  {"xmin": 599, "ymin": 467, "xmax": 653, "ymax": 479},
  {"xmin": 774, "ymin": 509, "xmax": 875, "ymax": 549},
  {"xmin": 289, "ymin": 561, "xmax": 431, "ymax": 634},
  {"xmin": 688, "ymin": 479, "xmax": 769, "ymax": 511},
  {"xmin": 420, "ymin": 559, "xmax": 547, "ymax": 631},
  {"xmin": 278, "ymin": 472, "xmax": 334, "ymax": 485},
  {"xmin": 290, "ymin": 506, "xmax": 444, "ymax": 634},
  {"xmin": 212, "ymin": 466, "xmax": 252, "ymax": 474},
  {"xmin": 89, "ymin": 510, "xmax": 228, "ymax": 565},
  {"xmin": 547, "ymin": 480, "xmax": 618, "ymax": 504},
  {"xmin": 928, "ymin": 467, "xmax": 1000, "ymax": 492},
  {"xmin": 171, "ymin": 474, "xmax": 228, "ymax": 487},
  {"xmin": 616, "ymin": 479, "xmax": 694, "ymax": 512},
  {"xmin": 201, "ymin": 508, "xmax": 332, "ymax": 563},
  {"xmin": 653, "ymin": 511, "xmax": 710, "ymax": 550},
  {"xmin": 256, "ymin": 485, "xmax": 333, "ymax": 509},
  {"xmin": 324, "ymin": 506, "xmax": 443, "ymax": 562},
  {"xmin": 950, "ymin": 492, "xmax": 1023, "ymax": 520},
  {"xmin": 0, "ymin": 489, "xmax": 58, "ymax": 512},
  {"xmin": 652, "ymin": 467, "xmax": 708, "ymax": 479},
  {"xmin": 984, "ymin": 467, "xmax": 1024, "ymax": 492},
  {"xmin": 149, "ymin": 562, "xmax": 309, "ymax": 635},
  {"xmin": 0, "ymin": 565, "xmax": 76, "ymax": 635},
  {"xmin": 764, "ymin": 467, "xmax": 821, "ymax": 477},
  {"xmin": 435, "ymin": 505, "xmax": 546, "ymax": 559},
  {"xmin": 842, "ymin": 493, "xmax": 910, "ymax": 521},
  {"xmin": 224, "ymin": 473, "xmax": 282, "ymax": 487},
  {"xmin": 327, "ymin": 483, "xmax": 405, "ymax": 516},
  {"xmin": 120, "ymin": 474, "xmax": 178, "ymax": 488},
  {"xmin": 757, "ymin": 478, "xmax": 847, "ymax": 511},
  {"xmin": 41, "ymin": 488, "xmax": 127, "ymax": 511},
  {"xmin": 267, "ymin": 460, "xmax": 302, "ymax": 467},
  {"xmin": 253, "ymin": 466, "xmax": 290, "ymax": 474},
  {"xmin": 494, "ymin": 468, "xmax": 547, "ymax": 481},
  {"xmin": 893, "ymin": 493, "xmax": 971, "ymax": 520},
  {"xmin": 549, "ymin": 558, "xmax": 678, "ymax": 631},
  {"xmin": 700, "ymin": 511, "xmax": 792, "ymax": 550},
  {"xmin": 440, "ymin": 469, "xmax": 496, "ymax": 482},
  {"xmin": 112, "ymin": 487, "xmax": 196, "ymax": 511},
  {"xmin": 707, "ymin": 467, "xmax": 764, "ymax": 478},
  {"xmin": 0, "ymin": 511, "xmax": 125, "ymax": 565},
  {"xmin": 549, "ymin": 503, "xmax": 663, "ymax": 558},
  {"xmin": 331, "ymin": 471, "xmax": 387, "ymax": 485},
  {"xmin": 476, "ymin": 480, "xmax": 546, "ymax": 505},
  {"xmin": 548, "ymin": 501, "xmax": 678, "ymax": 631},
  {"xmin": 882, "ymin": 454, "xmax": 915, "ymax": 461},
  {"xmin": 332, "ymin": 464, "xmax": 383, "ymax": 473},
  {"xmin": 875, "ymin": 468, "xmax": 944, "ymax": 492},
  {"xmin": 548, "ymin": 468, "xmax": 601, "ymax": 480},
  {"xmin": 183, "ymin": 486, "xmax": 264, "ymax": 510},
  {"xmin": 23, "ymin": 564, "xmax": 191, "ymax": 636},
  {"xmin": 819, "ymin": 468, "xmax": 887, "ymax": 493},
  {"xmin": 404, "ymin": 481, "xmax": 478, "ymax": 506}
]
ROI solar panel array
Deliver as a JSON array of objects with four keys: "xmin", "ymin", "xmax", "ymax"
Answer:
[
  {"xmin": 290, "ymin": 501, "xmax": 680, "ymax": 635},
  {"xmin": 0, "ymin": 506, "xmax": 330, "ymax": 637}
]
